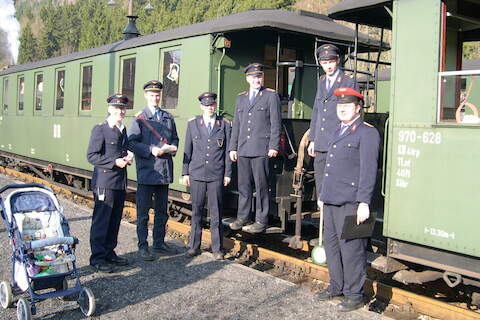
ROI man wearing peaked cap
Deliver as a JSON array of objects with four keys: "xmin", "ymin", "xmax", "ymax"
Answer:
[
  {"xmin": 86, "ymin": 93, "xmax": 133, "ymax": 273},
  {"xmin": 308, "ymin": 43, "xmax": 358, "ymax": 246},
  {"xmin": 128, "ymin": 80, "xmax": 179, "ymax": 261},
  {"xmin": 314, "ymin": 87, "xmax": 380, "ymax": 312},
  {"xmin": 182, "ymin": 92, "xmax": 232, "ymax": 260},
  {"xmin": 228, "ymin": 62, "xmax": 282, "ymax": 234}
]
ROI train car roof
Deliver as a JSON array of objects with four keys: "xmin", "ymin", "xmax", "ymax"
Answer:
[
  {"xmin": 1, "ymin": 9, "xmax": 384, "ymax": 76},
  {"xmin": 328, "ymin": 0, "xmax": 393, "ymax": 29}
]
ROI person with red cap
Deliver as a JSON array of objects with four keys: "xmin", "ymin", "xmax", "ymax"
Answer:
[{"xmin": 314, "ymin": 87, "xmax": 380, "ymax": 312}]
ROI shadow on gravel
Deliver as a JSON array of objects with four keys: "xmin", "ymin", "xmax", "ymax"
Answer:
[
  {"xmin": 66, "ymin": 216, "xmax": 92, "ymax": 223},
  {"xmin": 46, "ymin": 251, "xmax": 226, "ymax": 319}
]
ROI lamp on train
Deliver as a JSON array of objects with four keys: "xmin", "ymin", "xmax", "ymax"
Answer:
[{"xmin": 107, "ymin": 0, "xmax": 155, "ymax": 40}]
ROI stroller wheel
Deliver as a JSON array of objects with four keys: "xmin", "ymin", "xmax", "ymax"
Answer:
[
  {"xmin": 0, "ymin": 281, "xmax": 13, "ymax": 309},
  {"xmin": 78, "ymin": 287, "xmax": 95, "ymax": 317},
  {"xmin": 16, "ymin": 298, "xmax": 32, "ymax": 320}
]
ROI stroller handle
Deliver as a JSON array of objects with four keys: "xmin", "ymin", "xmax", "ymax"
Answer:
[
  {"xmin": 0, "ymin": 183, "xmax": 54, "ymax": 195},
  {"xmin": 28, "ymin": 236, "xmax": 78, "ymax": 250}
]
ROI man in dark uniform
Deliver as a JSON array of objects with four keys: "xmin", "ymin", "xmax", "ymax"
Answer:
[
  {"xmin": 182, "ymin": 92, "xmax": 232, "ymax": 260},
  {"xmin": 315, "ymin": 87, "xmax": 380, "ymax": 312},
  {"xmin": 228, "ymin": 63, "xmax": 282, "ymax": 233},
  {"xmin": 128, "ymin": 80, "xmax": 179, "ymax": 261},
  {"xmin": 308, "ymin": 43, "xmax": 358, "ymax": 246},
  {"xmin": 87, "ymin": 93, "xmax": 132, "ymax": 273}
]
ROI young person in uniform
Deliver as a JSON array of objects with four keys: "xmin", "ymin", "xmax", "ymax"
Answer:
[
  {"xmin": 228, "ymin": 63, "xmax": 282, "ymax": 233},
  {"xmin": 315, "ymin": 87, "xmax": 380, "ymax": 312},
  {"xmin": 308, "ymin": 44, "xmax": 358, "ymax": 245},
  {"xmin": 87, "ymin": 93, "xmax": 132, "ymax": 273},
  {"xmin": 182, "ymin": 92, "xmax": 232, "ymax": 260},
  {"xmin": 128, "ymin": 80, "xmax": 179, "ymax": 261}
]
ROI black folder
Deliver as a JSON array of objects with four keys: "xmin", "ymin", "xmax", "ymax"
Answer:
[{"xmin": 340, "ymin": 212, "xmax": 377, "ymax": 240}]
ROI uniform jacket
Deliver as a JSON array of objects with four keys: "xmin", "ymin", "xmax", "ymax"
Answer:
[
  {"xmin": 182, "ymin": 115, "xmax": 232, "ymax": 182},
  {"xmin": 128, "ymin": 107, "xmax": 179, "ymax": 185},
  {"xmin": 87, "ymin": 121, "xmax": 128, "ymax": 190},
  {"xmin": 309, "ymin": 70, "xmax": 358, "ymax": 152},
  {"xmin": 319, "ymin": 116, "xmax": 380, "ymax": 205},
  {"xmin": 229, "ymin": 87, "xmax": 282, "ymax": 157}
]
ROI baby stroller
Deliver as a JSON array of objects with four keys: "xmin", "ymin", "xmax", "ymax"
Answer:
[{"xmin": 0, "ymin": 183, "xmax": 95, "ymax": 319}]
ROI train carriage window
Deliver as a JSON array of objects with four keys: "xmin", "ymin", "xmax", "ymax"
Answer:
[
  {"xmin": 2, "ymin": 78, "xmax": 8, "ymax": 111},
  {"xmin": 18, "ymin": 76, "xmax": 24, "ymax": 111},
  {"xmin": 438, "ymin": 1, "xmax": 480, "ymax": 124},
  {"xmin": 34, "ymin": 73, "xmax": 43, "ymax": 111},
  {"xmin": 80, "ymin": 65, "xmax": 93, "ymax": 111},
  {"xmin": 161, "ymin": 49, "xmax": 181, "ymax": 109},
  {"xmin": 121, "ymin": 57, "xmax": 135, "ymax": 109},
  {"xmin": 55, "ymin": 69, "xmax": 65, "ymax": 111}
]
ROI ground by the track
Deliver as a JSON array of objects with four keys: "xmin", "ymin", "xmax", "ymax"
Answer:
[{"xmin": 0, "ymin": 174, "xmax": 389, "ymax": 320}]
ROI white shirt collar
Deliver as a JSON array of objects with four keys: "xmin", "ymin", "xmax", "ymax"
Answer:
[
  {"xmin": 203, "ymin": 115, "xmax": 216, "ymax": 127},
  {"xmin": 327, "ymin": 69, "xmax": 340, "ymax": 82},
  {"xmin": 107, "ymin": 116, "xmax": 125, "ymax": 131},
  {"xmin": 148, "ymin": 105, "xmax": 159, "ymax": 117}
]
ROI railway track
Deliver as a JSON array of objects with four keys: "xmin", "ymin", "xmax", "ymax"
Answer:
[{"xmin": 1, "ymin": 166, "xmax": 479, "ymax": 320}]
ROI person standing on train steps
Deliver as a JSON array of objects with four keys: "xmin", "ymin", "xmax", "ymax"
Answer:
[
  {"xmin": 87, "ymin": 93, "xmax": 133, "ymax": 273},
  {"xmin": 182, "ymin": 92, "xmax": 232, "ymax": 260},
  {"xmin": 228, "ymin": 63, "xmax": 282, "ymax": 234},
  {"xmin": 308, "ymin": 43, "xmax": 358, "ymax": 246},
  {"xmin": 315, "ymin": 87, "xmax": 380, "ymax": 312},
  {"xmin": 128, "ymin": 80, "xmax": 180, "ymax": 261}
]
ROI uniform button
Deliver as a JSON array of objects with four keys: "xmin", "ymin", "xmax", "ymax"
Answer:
[
  {"xmin": 248, "ymin": 113, "xmax": 252, "ymax": 116},
  {"xmin": 323, "ymin": 108, "xmax": 327, "ymax": 112},
  {"xmin": 207, "ymin": 146, "xmax": 210, "ymax": 149},
  {"xmin": 325, "ymin": 173, "xmax": 329, "ymax": 177},
  {"xmin": 247, "ymin": 128, "xmax": 250, "ymax": 131},
  {"xmin": 333, "ymin": 145, "xmax": 336, "ymax": 148},
  {"xmin": 351, "ymin": 182, "xmax": 355, "ymax": 186},
  {"xmin": 206, "ymin": 161, "xmax": 209, "ymax": 164},
  {"xmin": 321, "ymin": 128, "xmax": 324, "ymax": 131},
  {"xmin": 208, "ymin": 139, "xmax": 211, "ymax": 142},
  {"xmin": 206, "ymin": 154, "xmax": 209, "ymax": 156},
  {"xmin": 247, "ymin": 136, "xmax": 250, "ymax": 139},
  {"xmin": 248, "ymin": 120, "xmax": 251, "ymax": 123},
  {"xmin": 348, "ymin": 144, "xmax": 351, "ymax": 147},
  {"xmin": 329, "ymin": 154, "xmax": 333, "ymax": 158},
  {"xmin": 326, "ymin": 164, "xmax": 330, "ymax": 167},
  {"xmin": 322, "ymin": 118, "xmax": 325, "ymax": 121}
]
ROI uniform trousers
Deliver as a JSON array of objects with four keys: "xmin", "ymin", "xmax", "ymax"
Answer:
[
  {"xmin": 90, "ymin": 189, "xmax": 126, "ymax": 265},
  {"xmin": 237, "ymin": 156, "xmax": 270, "ymax": 225},
  {"xmin": 136, "ymin": 184, "xmax": 169, "ymax": 249},
  {"xmin": 313, "ymin": 151, "xmax": 327, "ymax": 198},
  {"xmin": 323, "ymin": 203, "xmax": 368, "ymax": 299},
  {"xmin": 189, "ymin": 179, "xmax": 224, "ymax": 253}
]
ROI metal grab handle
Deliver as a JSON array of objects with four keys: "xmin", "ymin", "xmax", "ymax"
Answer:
[{"xmin": 381, "ymin": 117, "xmax": 390, "ymax": 197}]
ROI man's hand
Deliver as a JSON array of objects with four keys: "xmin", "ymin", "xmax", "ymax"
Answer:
[
  {"xmin": 115, "ymin": 158, "xmax": 128, "ymax": 168},
  {"xmin": 183, "ymin": 175, "xmax": 190, "ymax": 186},
  {"xmin": 151, "ymin": 146, "xmax": 164, "ymax": 157},
  {"xmin": 229, "ymin": 150, "xmax": 238, "ymax": 162},
  {"xmin": 124, "ymin": 151, "xmax": 134, "ymax": 165},
  {"xmin": 267, "ymin": 149, "xmax": 278, "ymax": 158},
  {"xmin": 307, "ymin": 141, "xmax": 315, "ymax": 157},
  {"xmin": 356, "ymin": 202, "xmax": 370, "ymax": 225},
  {"xmin": 223, "ymin": 176, "xmax": 231, "ymax": 186},
  {"xmin": 317, "ymin": 200, "xmax": 324, "ymax": 211}
]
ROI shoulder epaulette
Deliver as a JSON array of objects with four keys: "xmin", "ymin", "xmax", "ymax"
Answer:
[
  {"xmin": 363, "ymin": 121, "xmax": 374, "ymax": 127},
  {"xmin": 135, "ymin": 111, "xmax": 143, "ymax": 117},
  {"xmin": 266, "ymin": 88, "xmax": 276, "ymax": 92},
  {"xmin": 188, "ymin": 117, "xmax": 196, "ymax": 122},
  {"xmin": 238, "ymin": 91, "xmax": 246, "ymax": 95},
  {"xmin": 222, "ymin": 118, "xmax": 231, "ymax": 125}
]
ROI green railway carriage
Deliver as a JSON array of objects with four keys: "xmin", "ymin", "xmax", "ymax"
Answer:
[
  {"xmin": 0, "ymin": 10, "xmax": 379, "ymax": 225},
  {"xmin": 330, "ymin": 0, "xmax": 480, "ymax": 289}
]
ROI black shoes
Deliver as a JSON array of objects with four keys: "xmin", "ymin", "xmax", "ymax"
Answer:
[
  {"xmin": 242, "ymin": 222, "xmax": 266, "ymax": 233},
  {"xmin": 229, "ymin": 219, "xmax": 248, "ymax": 230},
  {"xmin": 106, "ymin": 256, "xmax": 129, "ymax": 266},
  {"xmin": 91, "ymin": 263, "xmax": 114, "ymax": 273},
  {"xmin": 139, "ymin": 247, "xmax": 155, "ymax": 261},
  {"xmin": 185, "ymin": 248, "xmax": 202, "ymax": 257},
  {"xmin": 315, "ymin": 289, "xmax": 342, "ymax": 301},
  {"xmin": 337, "ymin": 297, "xmax": 364, "ymax": 312},
  {"xmin": 152, "ymin": 243, "xmax": 179, "ymax": 254},
  {"xmin": 212, "ymin": 251, "xmax": 224, "ymax": 260}
]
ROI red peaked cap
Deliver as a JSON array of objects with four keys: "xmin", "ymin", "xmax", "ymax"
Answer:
[{"xmin": 334, "ymin": 87, "xmax": 364, "ymax": 105}]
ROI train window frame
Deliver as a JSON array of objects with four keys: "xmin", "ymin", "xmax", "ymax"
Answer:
[
  {"xmin": 34, "ymin": 72, "xmax": 44, "ymax": 113},
  {"xmin": 79, "ymin": 63, "xmax": 93, "ymax": 112},
  {"xmin": 54, "ymin": 68, "xmax": 66, "ymax": 114},
  {"xmin": 120, "ymin": 55, "xmax": 136, "ymax": 109},
  {"xmin": 159, "ymin": 47, "xmax": 181, "ymax": 110},
  {"xmin": 2, "ymin": 77, "xmax": 8, "ymax": 113},
  {"xmin": 17, "ymin": 75, "xmax": 25, "ymax": 115}
]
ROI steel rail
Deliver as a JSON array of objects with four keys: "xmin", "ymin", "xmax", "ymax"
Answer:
[{"xmin": 1, "ymin": 165, "xmax": 479, "ymax": 320}]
